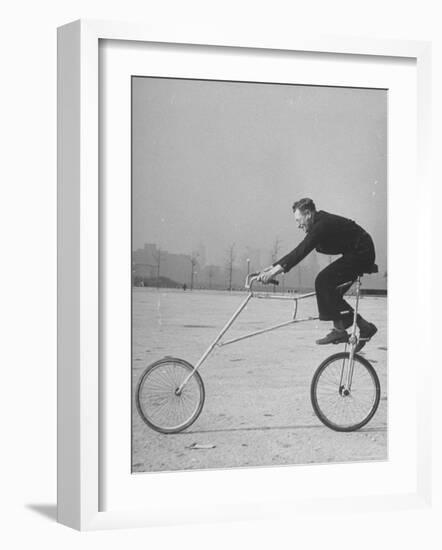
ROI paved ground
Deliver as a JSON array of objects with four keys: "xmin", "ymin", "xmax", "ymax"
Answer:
[{"xmin": 132, "ymin": 287, "xmax": 388, "ymax": 473}]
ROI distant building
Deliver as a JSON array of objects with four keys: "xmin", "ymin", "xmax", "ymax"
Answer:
[{"xmin": 132, "ymin": 244, "xmax": 200, "ymax": 287}]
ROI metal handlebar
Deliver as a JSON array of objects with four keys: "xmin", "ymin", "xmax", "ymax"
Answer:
[{"xmin": 245, "ymin": 272, "xmax": 280, "ymax": 290}]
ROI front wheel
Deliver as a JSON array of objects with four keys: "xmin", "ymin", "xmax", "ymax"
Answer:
[
  {"xmin": 136, "ymin": 357, "xmax": 205, "ymax": 434},
  {"xmin": 311, "ymin": 352, "xmax": 380, "ymax": 432}
]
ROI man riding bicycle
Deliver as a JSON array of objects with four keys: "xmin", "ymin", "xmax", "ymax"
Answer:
[{"xmin": 258, "ymin": 198, "xmax": 378, "ymax": 346}]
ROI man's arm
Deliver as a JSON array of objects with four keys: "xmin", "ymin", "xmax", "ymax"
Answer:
[{"xmin": 274, "ymin": 230, "xmax": 319, "ymax": 273}]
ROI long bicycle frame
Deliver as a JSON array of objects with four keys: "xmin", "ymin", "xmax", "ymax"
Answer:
[
  {"xmin": 177, "ymin": 274, "xmax": 318, "ymax": 393},
  {"xmin": 177, "ymin": 273, "xmax": 364, "ymax": 394}
]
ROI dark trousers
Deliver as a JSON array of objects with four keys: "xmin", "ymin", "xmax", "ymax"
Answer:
[{"xmin": 315, "ymin": 234, "xmax": 375, "ymax": 322}]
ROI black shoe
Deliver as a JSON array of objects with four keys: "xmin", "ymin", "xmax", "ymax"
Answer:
[
  {"xmin": 359, "ymin": 322, "xmax": 377, "ymax": 340},
  {"xmin": 354, "ymin": 323, "xmax": 378, "ymax": 353},
  {"xmin": 316, "ymin": 329, "xmax": 349, "ymax": 345}
]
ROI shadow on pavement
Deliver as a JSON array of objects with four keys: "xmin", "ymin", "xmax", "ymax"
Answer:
[
  {"xmin": 26, "ymin": 504, "xmax": 57, "ymax": 522},
  {"xmin": 180, "ymin": 424, "xmax": 387, "ymax": 435}
]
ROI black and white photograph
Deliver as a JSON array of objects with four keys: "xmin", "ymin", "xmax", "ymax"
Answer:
[
  {"xmin": 131, "ymin": 76, "xmax": 388, "ymax": 473},
  {"xmin": 4, "ymin": 0, "xmax": 438, "ymax": 543}
]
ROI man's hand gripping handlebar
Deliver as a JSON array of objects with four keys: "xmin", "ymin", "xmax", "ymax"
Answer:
[{"xmin": 245, "ymin": 271, "xmax": 280, "ymax": 290}]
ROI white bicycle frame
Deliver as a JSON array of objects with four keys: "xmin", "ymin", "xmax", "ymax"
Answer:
[
  {"xmin": 177, "ymin": 274, "xmax": 318, "ymax": 393},
  {"xmin": 177, "ymin": 273, "xmax": 364, "ymax": 394}
]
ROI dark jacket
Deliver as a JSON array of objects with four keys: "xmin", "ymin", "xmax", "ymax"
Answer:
[{"xmin": 275, "ymin": 210, "xmax": 373, "ymax": 273}]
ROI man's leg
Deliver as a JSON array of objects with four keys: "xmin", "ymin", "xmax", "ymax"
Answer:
[
  {"xmin": 314, "ymin": 259, "xmax": 359, "ymax": 345},
  {"xmin": 315, "ymin": 258, "xmax": 377, "ymax": 346}
]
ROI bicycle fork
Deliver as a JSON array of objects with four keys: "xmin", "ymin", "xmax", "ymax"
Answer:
[{"xmin": 340, "ymin": 278, "xmax": 362, "ymax": 394}]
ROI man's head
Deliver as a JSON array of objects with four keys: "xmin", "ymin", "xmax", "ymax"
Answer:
[{"xmin": 292, "ymin": 198, "xmax": 316, "ymax": 233}]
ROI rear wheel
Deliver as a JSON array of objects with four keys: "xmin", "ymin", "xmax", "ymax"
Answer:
[
  {"xmin": 136, "ymin": 357, "xmax": 205, "ymax": 434},
  {"xmin": 311, "ymin": 352, "xmax": 380, "ymax": 432}
]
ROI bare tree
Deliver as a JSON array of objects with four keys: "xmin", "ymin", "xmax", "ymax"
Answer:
[
  {"xmin": 270, "ymin": 237, "xmax": 281, "ymax": 264},
  {"xmin": 207, "ymin": 265, "xmax": 215, "ymax": 290},
  {"xmin": 270, "ymin": 237, "xmax": 281, "ymax": 292},
  {"xmin": 225, "ymin": 244, "xmax": 236, "ymax": 291},
  {"xmin": 189, "ymin": 251, "xmax": 199, "ymax": 291}
]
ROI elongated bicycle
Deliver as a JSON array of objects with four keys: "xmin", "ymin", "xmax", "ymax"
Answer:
[{"xmin": 136, "ymin": 272, "xmax": 380, "ymax": 434}]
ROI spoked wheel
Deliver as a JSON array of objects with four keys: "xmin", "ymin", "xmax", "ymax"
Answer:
[
  {"xmin": 136, "ymin": 357, "xmax": 205, "ymax": 434},
  {"xmin": 311, "ymin": 352, "xmax": 380, "ymax": 432}
]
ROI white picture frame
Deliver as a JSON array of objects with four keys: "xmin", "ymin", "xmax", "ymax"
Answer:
[{"xmin": 57, "ymin": 19, "xmax": 432, "ymax": 531}]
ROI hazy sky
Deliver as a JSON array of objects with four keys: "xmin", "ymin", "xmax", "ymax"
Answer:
[{"xmin": 132, "ymin": 77, "xmax": 387, "ymax": 274}]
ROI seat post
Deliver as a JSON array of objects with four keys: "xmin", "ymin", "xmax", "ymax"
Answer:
[{"xmin": 350, "ymin": 276, "xmax": 362, "ymax": 339}]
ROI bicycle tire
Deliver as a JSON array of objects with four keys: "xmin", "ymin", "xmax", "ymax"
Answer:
[
  {"xmin": 311, "ymin": 352, "xmax": 380, "ymax": 432},
  {"xmin": 136, "ymin": 357, "xmax": 205, "ymax": 434}
]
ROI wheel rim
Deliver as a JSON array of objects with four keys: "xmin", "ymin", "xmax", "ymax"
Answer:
[
  {"xmin": 314, "ymin": 356, "xmax": 378, "ymax": 430},
  {"xmin": 137, "ymin": 360, "xmax": 203, "ymax": 432}
]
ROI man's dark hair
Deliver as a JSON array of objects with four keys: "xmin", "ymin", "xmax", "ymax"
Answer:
[{"xmin": 292, "ymin": 198, "xmax": 316, "ymax": 214}]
